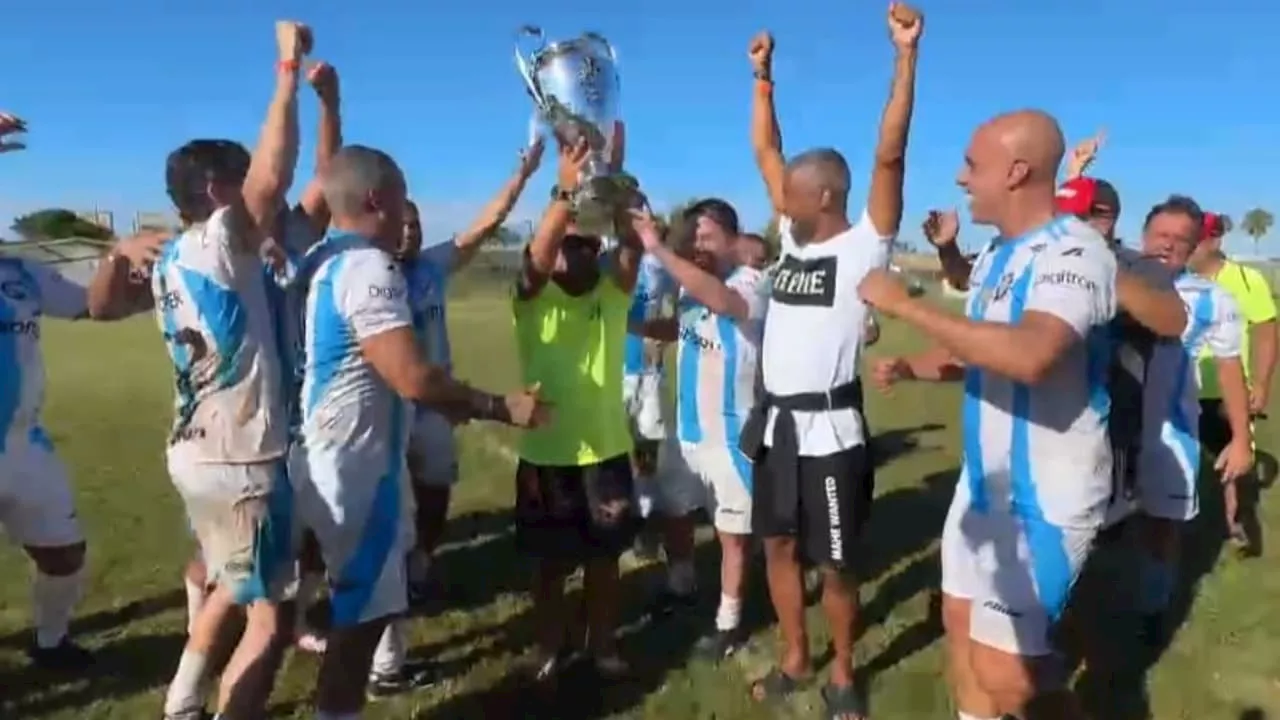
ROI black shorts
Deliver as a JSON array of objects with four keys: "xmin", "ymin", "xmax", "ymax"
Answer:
[
  {"xmin": 513, "ymin": 454, "xmax": 639, "ymax": 561},
  {"xmin": 1200, "ymin": 399, "xmax": 1232, "ymax": 456},
  {"xmin": 751, "ymin": 445, "xmax": 874, "ymax": 568}
]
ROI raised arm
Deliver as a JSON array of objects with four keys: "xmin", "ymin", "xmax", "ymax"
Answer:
[
  {"xmin": 1064, "ymin": 131, "xmax": 1104, "ymax": 182},
  {"xmin": 748, "ymin": 32, "xmax": 786, "ymax": 216},
  {"xmin": 516, "ymin": 139, "xmax": 590, "ymax": 299},
  {"xmin": 866, "ymin": 3, "xmax": 922, "ymax": 237},
  {"xmin": 922, "ymin": 209, "xmax": 973, "ymax": 291},
  {"xmin": 85, "ymin": 232, "xmax": 168, "ymax": 320},
  {"xmin": 294, "ymin": 62, "xmax": 343, "ymax": 240},
  {"xmin": 629, "ymin": 206, "xmax": 753, "ymax": 322},
  {"xmin": 238, "ymin": 21, "xmax": 308, "ymax": 247},
  {"xmin": 452, "ymin": 139, "xmax": 544, "ymax": 272},
  {"xmin": 602, "ymin": 124, "xmax": 642, "ymax": 293}
]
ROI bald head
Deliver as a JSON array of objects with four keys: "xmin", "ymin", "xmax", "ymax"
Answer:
[
  {"xmin": 981, "ymin": 109, "xmax": 1065, "ymax": 184},
  {"xmin": 786, "ymin": 148, "xmax": 851, "ymax": 200},
  {"xmin": 322, "ymin": 145, "xmax": 405, "ymax": 218}
]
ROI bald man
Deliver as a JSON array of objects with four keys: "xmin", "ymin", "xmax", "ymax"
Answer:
[
  {"xmin": 858, "ymin": 110, "xmax": 1184, "ymax": 719},
  {"xmin": 737, "ymin": 8, "xmax": 919, "ymax": 718}
]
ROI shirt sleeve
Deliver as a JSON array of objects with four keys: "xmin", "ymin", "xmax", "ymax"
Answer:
[
  {"xmin": 1023, "ymin": 241, "xmax": 1116, "ymax": 337},
  {"xmin": 27, "ymin": 261, "xmax": 88, "ymax": 319},
  {"xmin": 1240, "ymin": 267, "xmax": 1278, "ymax": 324},
  {"xmin": 727, "ymin": 267, "xmax": 768, "ymax": 322},
  {"xmin": 336, "ymin": 249, "xmax": 413, "ymax": 341},
  {"xmin": 1206, "ymin": 288, "xmax": 1244, "ymax": 358},
  {"xmin": 421, "ymin": 241, "xmax": 458, "ymax": 274}
]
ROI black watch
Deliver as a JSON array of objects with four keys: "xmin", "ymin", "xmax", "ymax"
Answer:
[{"xmin": 553, "ymin": 186, "xmax": 573, "ymax": 203}]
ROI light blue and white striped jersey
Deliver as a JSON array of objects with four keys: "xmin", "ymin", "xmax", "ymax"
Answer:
[
  {"xmin": 406, "ymin": 242, "xmax": 456, "ymax": 372},
  {"xmin": 1141, "ymin": 272, "xmax": 1243, "ymax": 479},
  {"xmin": 0, "ymin": 258, "xmax": 87, "ymax": 450},
  {"xmin": 625, "ymin": 253, "xmax": 676, "ymax": 377},
  {"xmin": 675, "ymin": 266, "xmax": 766, "ymax": 454},
  {"xmin": 298, "ymin": 232, "xmax": 413, "ymax": 460},
  {"xmin": 961, "ymin": 216, "xmax": 1117, "ymax": 529},
  {"xmin": 263, "ymin": 210, "xmax": 320, "ymax": 433},
  {"xmin": 151, "ymin": 207, "xmax": 288, "ymax": 462}
]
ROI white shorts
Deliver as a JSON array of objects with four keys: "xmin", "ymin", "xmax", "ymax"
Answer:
[
  {"xmin": 655, "ymin": 441, "xmax": 753, "ymax": 535},
  {"xmin": 1134, "ymin": 433, "xmax": 1200, "ymax": 521},
  {"xmin": 408, "ymin": 410, "xmax": 458, "ymax": 487},
  {"xmin": 289, "ymin": 442, "xmax": 412, "ymax": 628},
  {"xmin": 0, "ymin": 427, "xmax": 83, "ymax": 548},
  {"xmin": 940, "ymin": 480, "xmax": 1095, "ymax": 657},
  {"xmin": 168, "ymin": 453, "xmax": 293, "ymax": 604},
  {"xmin": 623, "ymin": 373, "xmax": 665, "ymax": 443}
]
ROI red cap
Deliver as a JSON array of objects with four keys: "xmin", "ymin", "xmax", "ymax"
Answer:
[
  {"xmin": 1202, "ymin": 212, "xmax": 1226, "ymax": 241},
  {"xmin": 1056, "ymin": 177, "xmax": 1121, "ymax": 217}
]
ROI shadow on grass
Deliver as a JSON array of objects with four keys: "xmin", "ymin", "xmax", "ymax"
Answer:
[
  {"xmin": 1068, "ymin": 450, "xmax": 1279, "ymax": 718},
  {"xmin": 0, "ymin": 630, "xmax": 185, "ymax": 717},
  {"xmin": 0, "ymin": 587, "xmax": 185, "ymax": 649}
]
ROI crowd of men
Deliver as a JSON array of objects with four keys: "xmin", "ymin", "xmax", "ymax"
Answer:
[{"xmin": 0, "ymin": 6, "xmax": 1276, "ymax": 720}]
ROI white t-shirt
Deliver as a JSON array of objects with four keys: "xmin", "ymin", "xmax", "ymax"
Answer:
[
  {"xmin": 151, "ymin": 207, "xmax": 288, "ymax": 463},
  {"xmin": 0, "ymin": 258, "xmax": 87, "ymax": 445},
  {"xmin": 761, "ymin": 211, "xmax": 891, "ymax": 456},
  {"xmin": 960, "ymin": 216, "xmax": 1118, "ymax": 529},
  {"xmin": 299, "ymin": 233, "xmax": 414, "ymax": 464},
  {"xmin": 674, "ymin": 266, "xmax": 766, "ymax": 449}
]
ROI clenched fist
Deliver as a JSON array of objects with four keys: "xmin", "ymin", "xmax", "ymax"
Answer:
[
  {"xmin": 276, "ymin": 20, "xmax": 313, "ymax": 64},
  {"xmin": 748, "ymin": 31, "xmax": 774, "ymax": 76},
  {"xmin": 888, "ymin": 3, "xmax": 923, "ymax": 49}
]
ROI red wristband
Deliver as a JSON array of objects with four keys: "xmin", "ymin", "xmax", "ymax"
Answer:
[{"xmin": 278, "ymin": 60, "xmax": 300, "ymax": 72}]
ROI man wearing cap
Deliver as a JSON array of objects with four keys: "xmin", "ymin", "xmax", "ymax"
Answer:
[{"xmin": 1190, "ymin": 211, "xmax": 1277, "ymax": 549}]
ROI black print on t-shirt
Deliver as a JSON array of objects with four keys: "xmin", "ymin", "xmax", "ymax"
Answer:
[{"xmin": 771, "ymin": 255, "xmax": 837, "ymax": 307}]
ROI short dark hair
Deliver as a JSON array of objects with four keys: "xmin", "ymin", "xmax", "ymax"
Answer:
[
  {"xmin": 683, "ymin": 198, "xmax": 740, "ymax": 236},
  {"xmin": 1143, "ymin": 194, "xmax": 1204, "ymax": 233},
  {"xmin": 788, "ymin": 148, "xmax": 851, "ymax": 199},
  {"xmin": 164, "ymin": 139, "xmax": 251, "ymax": 223}
]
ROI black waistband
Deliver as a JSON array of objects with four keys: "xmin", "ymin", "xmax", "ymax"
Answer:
[{"xmin": 761, "ymin": 379, "xmax": 864, "ymax": 413}]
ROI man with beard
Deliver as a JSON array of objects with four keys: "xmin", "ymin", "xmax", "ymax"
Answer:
[
  {"xmin": 366, "ymin": 141, "xmax": 544, "ymax": 699},
  {"xmin": 630, "ymin": 198, "xmax": 765, "ymax": 660},
  {"xmin": 736, "ymin": 7, "xmax": 919, "ymax": 718}
]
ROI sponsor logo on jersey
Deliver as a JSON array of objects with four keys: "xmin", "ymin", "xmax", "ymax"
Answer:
[
  {"xmin": 0, "ymin": 319, "xmax": 38, "ymax": 337},
  {"xmin": 771, "ymin": 256, "xmax": 837, "ymax": 308}
]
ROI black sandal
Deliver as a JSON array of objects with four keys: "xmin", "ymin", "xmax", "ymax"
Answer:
[
  {"xmin": 821, "ymin": 682, "xmax": 868, "ymax": 720},
  {"xmin": 749, "ymin": 667, "xmax": 807, "ymax": 703}
]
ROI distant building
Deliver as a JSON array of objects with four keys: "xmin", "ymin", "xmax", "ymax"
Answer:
[
  {"xmin": 133, "ymin": 210, "xmax": 179, "ymax": 234},
  {"xmin": 75, "ymin": 209, "xmax": 115, "ymax": 234}
]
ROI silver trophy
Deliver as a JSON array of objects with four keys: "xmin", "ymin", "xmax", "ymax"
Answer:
[{"xmin": 515, "ymin": 26, "xmax": 634, "ymax": 236}]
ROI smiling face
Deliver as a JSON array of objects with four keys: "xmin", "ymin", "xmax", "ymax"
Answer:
[{"xmin": 1141, "ymin": 209, "xmax": 1199, "ymax": 270}]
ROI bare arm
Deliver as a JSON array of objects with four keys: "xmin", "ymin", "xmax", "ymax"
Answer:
[
  {"xmin": 1117, "ymin": 270, "xmax": 1187, "ymax": 339},
  {"xmin": 85, "ymin": 236, "xmax": 165, "ymax": 320},
  {"xmin": 239, "ymin": 56, "xmax": 303, "ymax": 251},
  {"xmin": 747, "ymin": 33, "xmax": 786, "ymax": 215},
  {"xmin": 453, "ymin": 143, "xmax": 541, "ymax": 272},
  {"xmin": 896, "ymin": 303, "xmax": 1078, "ymax": 385},
  {"xmin": 516, "ymin": 196, "xmax": 574, "ymax": 300},
  {"xmin": 1251, "ymin": 319, "xmax": 1277, "ymax": 404},
  {"xmin": 1217, "ymin": 356, "xmax": 1254, "ymax": 442},
  {"xmin": 631, "ymin": 317, "xmax": 678, "ymax": 342},
  {"xmin": 866, "ymin": 18, "xmax": 920, "ymax": 237},
  {"xmin": 938, "ymin": 244, "xmax": 974, "ymax": 291},
  {"xmin": 296, "ymin": 64, "xmax": 342, "ymax": 238},
  {"xmin": 902, "ymin": 345, "xmax": 965, "ymax": 382},
  {"xmin": 647, "ymin": 241, "xmax": 749, "ymax": 321}
]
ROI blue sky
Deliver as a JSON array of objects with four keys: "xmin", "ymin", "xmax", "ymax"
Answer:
[{"xmin": 1, "ymin": 0, "xmax": 1278, "ymax": 254}]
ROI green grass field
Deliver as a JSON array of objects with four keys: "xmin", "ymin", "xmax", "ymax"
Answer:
[{"xmin": 1, "ymin": 284, "xmax": 1278, "ymax": 719}]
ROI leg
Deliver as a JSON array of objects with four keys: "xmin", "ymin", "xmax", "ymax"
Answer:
[
  {"xmin": 696, "ymin": 444, "xmax": 754, "ymax": 660},
  {"xmin": 649, "ymin": 442, "xmax": 705, "ymax": 614},
  {"xmin": 584, "ymin": 557, "xmax": 623, "ymax": 663},
  {"xmin": 531, "ymin": 559, "xmax": 573, "ymax": 665},
  {"xmin": 184, "ymin": 551, "xmax": 210, "ymax": 636},
  {"xmin": 755, "ymin": 536, "xmax": 810, "ymax": 692},
  {"xmin": 294, "ymin": 530, "xmax": 328, "ymax": 654},
  {"xmin": 630, "ymin": 438, "xmax": 662, "ymax": 560},
  {"xmin": 939, "ymin": 480, "xmax": 1000, "ymax": 719},
  {"xmin": 581, "ymin": 455, "xmax": 639, "ymax": 672},
  {"xmin": 514, "ymin": 460, "xmax": 580, "ymax": 677},
  {"xmin": 405, "ymin": 422, "xmax": 458, "ymax": 594}
]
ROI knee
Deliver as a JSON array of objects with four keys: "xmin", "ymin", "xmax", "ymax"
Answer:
[
  {"xmin": 969, "ymin": 642, "xmax": 1037, "ymax": 712},
  {"xmin": 762, "ymin": 536, "xmax": 797, "ymax": 565},
  {"xmin": 818, "ymin": 565, "xmax": 857, "ymax": 594},
  {"xmin": 29, "ymin": 542, "xmax": 86, "ymax": 576}
]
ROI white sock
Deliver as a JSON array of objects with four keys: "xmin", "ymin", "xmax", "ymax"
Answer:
[
  {"xmin": 370, "ymin": 620, "xmax": 405, "ymax": 678},
  {"xmin": 163, "ymin": 649, "xmax": 209, "ymax": 716},
  {"xmin": 634, "ymin": 475, "xmax": 654, "ymax": 518},
  {"xmin": 715, "ymin": 594, "xmax": 741, "ymax": 632},
  {"xmin": 33, "ymin": 570, "xmax": 84, "ymax": 648},
  {"xmin": 958, "ymin": 713, "xmax": 1000, "ymax": 720},
  {"xmin": 666, "ymin": 560, "xmax": 696, "ymax": 595},
  {"xmin": 316, "ymin": 712, "xmax": 358, "ymax": 720},
  {"xmin": 184, "ymin": 576, "xmax": 205, "ymax": 636}
]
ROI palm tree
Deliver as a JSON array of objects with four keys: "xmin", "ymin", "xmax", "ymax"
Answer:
[{"xmin": 1240, "ymin": 208, "xmax": 1274, "ymax": 257}]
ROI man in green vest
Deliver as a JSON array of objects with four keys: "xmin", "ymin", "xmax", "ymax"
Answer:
[{"xmin": 512, "ymin": 130, "xmax": 644, "ymax": 683}]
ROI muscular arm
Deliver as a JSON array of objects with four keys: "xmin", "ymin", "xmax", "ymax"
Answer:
[
  {"xmin": 238, "ymin": 65, "xmax": 302, "ymax": 253},
  {"xmin": 1251, "ymin": 320, "xmax": 1277, "ymax": 403},
  {"xmin": 646, "ymin": 241, "xmax": 749, "ymax": 322},
  {"xmin": 750, "ymin": 77, "xmax": 786, "ymax": 215},
  {"xmin": 895, "ymin": 304, "xmax": 1077, "ymax": 385},
  {"xmin": 901, "ymin": 344, "xmax": 965, "ymax": 382},
  {"xmin": 865, "ymin": 46, "xmax": 917, "ymax": 237},
  {"xmin": 516, "ymin": 197, "xmax": 574, "ymax": 299},
  {"xmin": 453, "ymin": 166, "xmax": 533, "ymax": 273},
  {"xmin": 1216, "ymin": 356, "xmax": 1254, "ymax": 444},
  {"xmin": 1116, "ymin": 270, "xmax": 1187, "ymax": 339},
  {"xmin": 86, "ymin": 250, "xmax": 156, "ymax": 320},
  {"xmin": 295, "ymin": 85, "xmax": 342, "ymax": 239}
]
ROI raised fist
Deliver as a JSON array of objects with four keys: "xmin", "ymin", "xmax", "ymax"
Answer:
[
  {"xmin": 888, "ymin": 3, "xmax": 923, "ymax": 49},
  {"xmin": 307, "ymin": 61, "xmax": 339, "ymax": 103},
  {"xmin": 748, "ymin": 31, "xmax": 774, "ymax": 74},
  {"xmin": 922, "ymin": 209, "xmax": 959, "ymax": 248},
  {"xmin": 275, "ymin": 21, "xmax": 313, "ymax": 63}
]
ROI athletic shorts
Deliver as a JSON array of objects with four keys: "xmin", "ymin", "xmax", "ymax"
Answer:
[
  {"xmin": 289, "ymin": 442, "xmax": 413, "ymax": 627},
  {"xmin": 752, "ymin": 445, "xmax": 873, "ymax": 568},
  {"xmin": 623, "ymin": 373, "xmax": 665, "ymax": 443},
  {"xmin": 408, "ymin": 410, "xmax": 459, "ymax": 487},
  {"xmin": 167, "ymin": 453, "xmax": 293, "ymax": 605},
  {"xmin": 655, "ymin": 440, "xmax": 753, "ymax": 535},
  {"xmin": 0, "ymin": 427, "xmax": 84, "ymax": 548},
  {"xmin": 513, "ymin": 454, "xmax": 640, "ymax": 561},
  {"xmin": 940, "ymin": 480, "xmax": 1096, "ymax": 657}
]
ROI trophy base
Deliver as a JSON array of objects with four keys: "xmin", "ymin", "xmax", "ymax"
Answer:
[{"xmin": 571, "ymin": 172, "xmax": 639, "ymax": 238}]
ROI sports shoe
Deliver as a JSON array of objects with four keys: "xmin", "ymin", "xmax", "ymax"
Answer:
[
  {"xmin": 27, "ymin": 637, "xmax": 93, "ymax": 671},
  {"xmin": 693, "ymin": 626, "xmax": 747, "ymax": 662},
  {"xmin": 366, "ymin": 661, "xmax": 438, "ymax": 700}
]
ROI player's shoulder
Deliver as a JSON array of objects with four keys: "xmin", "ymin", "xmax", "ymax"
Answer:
[
  {"xmin": 727, "ymin": 264, "xmax": 765, "ymax": 288},
  {"xmin": 1034, "ymin": 218, "xmax": 1115, "ymax": 268}
]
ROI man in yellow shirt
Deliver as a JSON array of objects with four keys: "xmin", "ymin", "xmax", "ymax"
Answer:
[
  {"xmin": 1191, "ymin": 211, "xmax": 1277, "ymax": 548},
  {"xmin": 512, "ymin": 132, "xmax": 643, "ymax": 684}
]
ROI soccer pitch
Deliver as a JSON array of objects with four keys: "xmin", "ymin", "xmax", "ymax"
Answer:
[{"xmin": 0, "ymin": 285, "xmax": 1277, "ymax": 719}]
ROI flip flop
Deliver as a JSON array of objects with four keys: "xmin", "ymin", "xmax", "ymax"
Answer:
[
  {"xmin": 749, "ymin": 667, "xmax": 808, "ymax": 703},
  {"xmin": 821, "ymin": 682, "xmax": 869, "ymax": 720}
]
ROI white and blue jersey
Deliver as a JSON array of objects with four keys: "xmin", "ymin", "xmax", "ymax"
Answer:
[
  {"xmin": 625, "ymin": 253, "xmax": 675, "ymax": 377},
  {"xmin": 1139, "ymin": 273, "xmax": 1242, "ymax": 500},
  {"xmin": 262, "ymin": 210, "xmax": 319, "ymax": 435},
  {"xmin": 151, "ymin": 207, "xmax": 288, "ymax": 462},
  {"xmin": 959, "ymin": 216, "xmax": 1118, "ymax": 530},
  {"xmin": 295, "ymin": 231, "xmax": 414, "ymax": 626},
  {"xmin": 0, "ymin": 258, "xmax": 87, "ymax": 450},
  {"xmin": 674, "ymin": 266, "xmax": 767, "ymax": 480},
  {"xmin": 406, "ymin": 241, "xmax": 456, "ymax": 415}
]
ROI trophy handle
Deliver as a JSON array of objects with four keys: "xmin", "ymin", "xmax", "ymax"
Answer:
[{"xmin": 514, "ymin": 25, "xmax": 548, "ymax": 107}]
